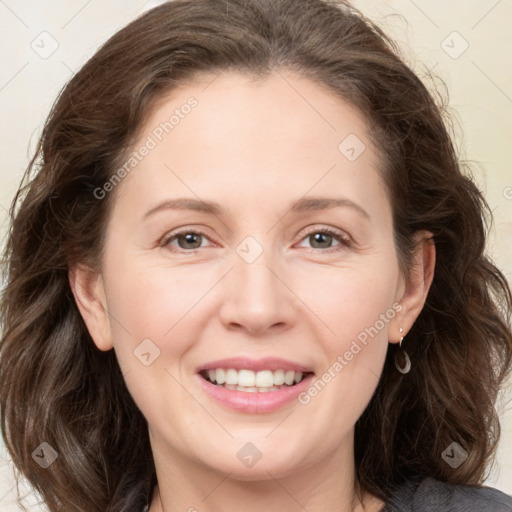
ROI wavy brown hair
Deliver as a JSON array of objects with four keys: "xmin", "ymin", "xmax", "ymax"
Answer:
[{"xmin": 1, "ymin": 0, "xmax": 511, "ymax": 510}]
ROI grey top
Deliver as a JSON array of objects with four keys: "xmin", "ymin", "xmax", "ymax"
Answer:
[
  {"xmin": 383, "ymin": 476, "xmax": 512, "ymax": 511},
  {"xmin": 141, "ymin": 477, "xmax": 512, "ymax": 511}
]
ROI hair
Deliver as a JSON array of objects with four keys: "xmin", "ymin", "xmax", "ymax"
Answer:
[{"xmin": 1, "ymin": 0, "xmax": 511, "ymax": 510}]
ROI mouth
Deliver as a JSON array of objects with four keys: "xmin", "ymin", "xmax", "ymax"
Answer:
[
  {"xmin": 198, "ymin": 368, "xmax": 315, "ymax": 393},
  {"xmin": 195, "ymin": 359, "xmax": 316, "ymax": 413}
]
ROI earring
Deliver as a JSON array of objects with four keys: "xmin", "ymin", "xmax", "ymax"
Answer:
[{"xmin": 394, "ymin": 327, "xmax": 411, "ymax": 374}]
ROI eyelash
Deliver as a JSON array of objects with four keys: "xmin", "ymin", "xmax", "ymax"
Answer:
[
  {"xmin": 297, "ymin": 227, "xmax": 352, "ymax": 252},
  {"xmin": 160, "ymin": 226, "xmax": 352, "ymax": 254}
]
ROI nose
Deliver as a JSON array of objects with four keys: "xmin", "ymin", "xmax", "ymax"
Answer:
[{"xmin": 218, "ymin": 245, "xmax": 296, "ymax": 336}]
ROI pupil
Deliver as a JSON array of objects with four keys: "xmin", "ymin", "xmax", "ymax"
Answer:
[
  {"xmin": 179, "ymin": 233, "xmax": 201, "ymax": 249},
  {"xmin": 311, "ymin": 232, "xmax": 332, "ymax": 248}
]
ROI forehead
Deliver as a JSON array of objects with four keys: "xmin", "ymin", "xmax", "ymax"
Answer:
[{"xmin": 109, "ymin": 70, "xmax": 390, "ymax": 224}]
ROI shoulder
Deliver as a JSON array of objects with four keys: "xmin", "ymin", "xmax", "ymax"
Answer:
[{"xmin": 384, "ymin": 476, "xmax": 512, "ymax": 512}]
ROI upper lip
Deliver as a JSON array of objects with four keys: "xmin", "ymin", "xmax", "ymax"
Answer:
[{"xmin": 196, "ymin": 356, "xmax": 314, "ymax": 374}]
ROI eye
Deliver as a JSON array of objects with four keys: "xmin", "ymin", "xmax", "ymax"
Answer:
[
  {"xmin": 160, "ymin": 226, "xmax": 351, "ymax": 253},
  {"xmin": 296, "ymin": 227, "xmax": 351, "ymax": 252},
  {"xmin": 160, "ymin": 229, "xmax": 214, "ymax": 251}
]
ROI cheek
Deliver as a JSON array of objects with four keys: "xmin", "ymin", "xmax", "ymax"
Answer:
[
  {"xmin": 292, "ymin": 260, "xmax": 398, "ymax": 342},
  {"xmin": 106, "ymin": 218, "xmax": 218, "ymax": 318},
  {"xmin": 101, "ymin": 254, "xmax": 204, "ymax": 368},
  {"xmin": 103, "ymin": 259, "xmax": 209, "ymax": 421}
]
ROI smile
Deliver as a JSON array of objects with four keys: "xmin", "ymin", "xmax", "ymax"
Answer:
[
  {"xmin": 196, "ymin": 370, "xmax": 316, "ymax": 414},
  {"xmin": 199, "ymin": 368, "xmax": 313, "ymax": 392}
]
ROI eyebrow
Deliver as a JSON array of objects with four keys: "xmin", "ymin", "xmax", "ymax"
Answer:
[{"xmin": 143, "ymin": 196, "xmax": 370, "ymax": 220}]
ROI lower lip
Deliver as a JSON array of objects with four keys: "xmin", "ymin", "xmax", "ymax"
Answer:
[{"xmin": 195, "ymin": 373, "xmax": 315, "ymax": 414}]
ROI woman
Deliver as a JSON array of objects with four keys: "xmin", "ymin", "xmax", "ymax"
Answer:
[{"xmin": 1, "ymin": 0, "xmax": 511, "ymax": 511}]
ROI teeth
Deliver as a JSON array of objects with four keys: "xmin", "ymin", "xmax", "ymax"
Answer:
[
  {"xmin": 203, "ymin": 368, "xmax": 309, "ymax": 388},
  {"xmin": 225, "ymin": 369, "xmax": 238, "ymax": 385},
  {"xmin": 273, "ymin": 369, "xmax": 285, "ymax": 385},
  {"xmin": 238, "ymin": 369, "xmax": 256, "ymax": 387},
  {"xmin": 216, "ymin": 368, "xmax": 227, "ymax": 384}
]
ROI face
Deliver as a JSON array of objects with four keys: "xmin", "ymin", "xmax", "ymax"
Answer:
[{"xmin": 72, "ymin": 70, "xmax": 432, "ymax": 481}]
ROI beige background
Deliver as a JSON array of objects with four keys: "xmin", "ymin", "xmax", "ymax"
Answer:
[{"xmin": 0, "ymin": 0, "xmax": 511, "ymax": 509}]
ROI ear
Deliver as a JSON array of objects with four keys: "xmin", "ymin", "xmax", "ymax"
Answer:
[
  {"xmin": 391, "ymin": 230, "xmax": 436, "ymax": 343},
  {"xmin": 68, "ymin": 264, "xmax": 113, "ymax": 351}
]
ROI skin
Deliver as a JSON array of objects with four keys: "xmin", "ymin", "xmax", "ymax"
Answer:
[{"xmin": 70, "ymin": 70, "xmax": 435, "ymax": 512}]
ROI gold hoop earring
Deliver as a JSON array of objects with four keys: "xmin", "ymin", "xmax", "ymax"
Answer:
[{"xmin": 394, "ymin": 327, "xmax": 411, "ymax": 374}]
